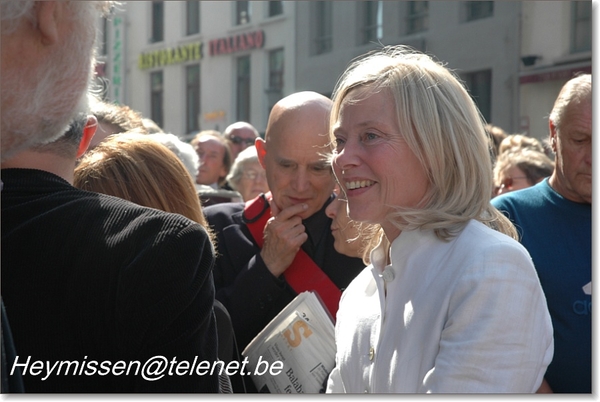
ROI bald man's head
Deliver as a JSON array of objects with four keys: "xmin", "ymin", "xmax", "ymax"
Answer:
[
  {"xmin": 256, "ymin": 91, "xmax": 335, "ymax": 220},
  {"xmin": 264, "ymin": 91, "xmax": 332, "ymax": 143}
]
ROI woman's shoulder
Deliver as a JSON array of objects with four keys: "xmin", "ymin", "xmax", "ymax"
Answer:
[{"xmin": 455, "ymin": 220, "xmax": 534, "ymax": 272}]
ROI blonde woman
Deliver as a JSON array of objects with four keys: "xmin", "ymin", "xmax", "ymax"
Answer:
[{"xmin": 326, "ymin": 46, "xmax": 553, "ymax": 393}]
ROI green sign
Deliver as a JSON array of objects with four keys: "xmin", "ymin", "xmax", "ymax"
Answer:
[{"xmin": 138, "ymin": 42, "xmax": 203, "ymax": 70}]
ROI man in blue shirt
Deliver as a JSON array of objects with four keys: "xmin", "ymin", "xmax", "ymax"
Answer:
[{"xmin": 492, "ymin": 74, "xmax": 591, "ymax": 393}]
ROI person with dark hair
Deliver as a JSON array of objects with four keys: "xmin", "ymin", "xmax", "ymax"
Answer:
[
  {"xmin": 484, "ymin": 123, "xmax": 508, "ymax": 164},
  {"xmin": 493, "ymin": 74, "xmax": 592, "ymax": 393},
  {"xmin": 191, "ymin": 130, "xmax": 232, "ymax": 189},
  {"xmin": 87, "ymin": 95, "xmax": 148, "ymax": 150}
]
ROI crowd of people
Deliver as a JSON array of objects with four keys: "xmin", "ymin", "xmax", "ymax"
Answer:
[{"xmin": 1, "ymin": 0, "xmax": 591, "ymax": 395}]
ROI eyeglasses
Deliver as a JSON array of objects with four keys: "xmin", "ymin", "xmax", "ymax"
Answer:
[
  {"xmin": 500, "ymin": 176, "xmax": 528, "ymax": 190},
  {"xmin": 242, "ymin": 170, "xmax": 266, "ymax": 181},
  {"xmin": 229, "ymin": 136, "xmax": 255, "ymax": 145}
]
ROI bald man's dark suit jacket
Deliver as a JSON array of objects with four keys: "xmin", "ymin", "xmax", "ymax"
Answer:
[{"xmin": 203, "ymin": 195, "xmax": 366, "ymax": 351}]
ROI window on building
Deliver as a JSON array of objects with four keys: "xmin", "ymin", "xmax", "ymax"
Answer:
[
  {"xmin": 236, "ymin": 56, "xmax": 251, "ymax": 122},
  {"xmin": 100, "ymin": 18, "xmax": 109, "ymax": 56},
  {"xmin": 267, "ymin": 48, "xmax": 284, "ymax": 120},
  {"xmin": 361, "ymin": 1, "xmax": 383, "ymax": 45},
  {"xmin": 151, "ymin": 1, "xmax": 164, "ymax": 43},
  {"xmin": 571, "ymin": 1, "xmax": 591, "ymax": 53},
  {"xmin": 407, "ymin": 1, "xmax": 428, "ymax": 34},
  {"xmin": 186, "ymin": 65, "xmax": 200, "ymax": 133},
  {"xmin": 269, "ymin": 49, "xmax": 284, "ymax": 91},
  {"xmin": 186, "ymin": 1, "xmax": 200, "ymax": 36},
  {"xmin": 313, "ymin": 1, "xmax": 332, "ymax": 55},
  {"xmin": 151, "ymin": 71, "xmax": 164, "ymax": 128},
  {"xmin": 236, "ymin": 1, "xmax": 250, "ymax": 25},
  {"xmin": 462, "ymin": 70, "xmax": 492, "ymax": 122},
  {"xmin": 268, "ymin": 1, "xmax": 283, "ymax": 17},
  {"xmin": 464, "ymin": 1, "xmax": 494, "ymax": 22}
]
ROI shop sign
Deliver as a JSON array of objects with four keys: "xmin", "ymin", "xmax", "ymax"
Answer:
[
  {"xmin": 138, "ymin": 42, "xmax": 203, "ymax": 70},
  {"xmin": 111, "ymin": 15, "xmax": 124, "ymax": 103},
  {"xmin": 209, "ymin": 30, "xmax": 265, "ymax": 56}
]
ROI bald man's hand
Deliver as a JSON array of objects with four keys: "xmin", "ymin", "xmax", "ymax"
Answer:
[{"xmin": 260, "ymin": 202, "xmax": 309, "ymax": 278}]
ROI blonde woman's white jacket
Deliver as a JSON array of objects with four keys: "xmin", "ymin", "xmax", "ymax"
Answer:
[{"xmin": 326, "ymin": 219, "xmax": 553, "ymax": 393}]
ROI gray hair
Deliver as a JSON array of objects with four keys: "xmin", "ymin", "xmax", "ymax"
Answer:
[
  {"xmin": 225, "ymin": 145, "xmax": 259, "ymax": 191},
  {"xmin": 549, "ymin": 73, "xmax": 592, "ymax": 134},
  {"xmin": 1, "ymin": 1, "xmax": 116, "ymax": 35},
  {"xmin": 1, "ymin": 1, "xmax": 117, "ymax": 161},
  {"xmin": 149, "ymin": 133, "xmax": 200, "ymax": 180}
]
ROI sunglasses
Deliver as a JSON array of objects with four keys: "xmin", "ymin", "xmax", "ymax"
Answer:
[{"xmin": 229, "ymin": 136, "xmax": 255, "ymax": 145}]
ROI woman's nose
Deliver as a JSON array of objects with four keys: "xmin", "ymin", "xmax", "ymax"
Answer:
[{"xmin": 325, "ymin": 200, "xmax": 337, "ymax": 219}]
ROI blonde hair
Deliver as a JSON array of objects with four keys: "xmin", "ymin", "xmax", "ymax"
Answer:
[
  {"xmin": 74, "ymin": 132, "xmax": 214, "ymax": 244},
  {"xmin": 331, "ymin": 45, "xmax": 517, "ymax": 241}
]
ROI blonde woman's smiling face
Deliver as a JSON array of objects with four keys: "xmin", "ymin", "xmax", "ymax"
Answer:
[{"xmin": 332, "ymin": 87, "xmax": 429, "ymax": 240}]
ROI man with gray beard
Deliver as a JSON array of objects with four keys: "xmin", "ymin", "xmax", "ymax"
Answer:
[
  {"xmin": 1, "ymin": 1, "xmax": 220, "ymax": 392},
  {"xmin": 0, "ymin": 1, "xmax": 106, "ymax": 161}
]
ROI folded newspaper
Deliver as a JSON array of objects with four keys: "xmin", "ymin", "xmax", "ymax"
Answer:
[{"xmin": 241, "ymin": 291, "xmax": 336, "ymax": 393}]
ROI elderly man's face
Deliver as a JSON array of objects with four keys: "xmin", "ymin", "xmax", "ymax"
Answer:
[
  {"xmin": 551, "ymin": 99, "xmax": 592, "ymax": 204},
  {"xmin": 195, "ymin": 137, "xmax": 228, "ymax": 186},
  {"xmin": 259, "ymin": 117, "xmax": 334, "ymax": 220}
]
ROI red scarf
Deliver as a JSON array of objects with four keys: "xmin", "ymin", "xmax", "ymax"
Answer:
[{"xmin": 243, "ymin": 193, "xmax": 342, "ymax": 318}]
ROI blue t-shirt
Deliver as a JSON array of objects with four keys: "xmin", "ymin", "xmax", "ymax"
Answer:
[{"xmin": 492, "ymin": 178, "xmax": 591, "ymax": 393}]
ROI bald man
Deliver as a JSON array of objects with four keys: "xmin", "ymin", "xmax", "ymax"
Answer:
[{"xmin": 204, "ymin": 92, "xmax": 365, "ymax": 356}]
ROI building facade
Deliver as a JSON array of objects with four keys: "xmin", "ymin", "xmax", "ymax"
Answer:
[
  {"xmin": 97, "ymin": 1, "xmax": 591, "ymax": 142},
  {"xmin": 518, "ymin": 1, "xmax": 591, "ymax": 140},
  {"xmin": 98, "ymin": 0, "xmax": 295, "ymax": 137}
]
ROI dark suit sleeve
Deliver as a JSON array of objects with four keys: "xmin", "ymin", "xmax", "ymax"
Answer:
[
  {"xmin": 115, "ymin": 218, "xmax": 219, "ymax": 392},
  {"xmin": 205, "ymin": 205, "xmax": 297, "ymax": 350}
]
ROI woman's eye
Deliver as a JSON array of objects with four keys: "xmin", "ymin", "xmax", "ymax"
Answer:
[{"xmin": 365, "ymin": 132, "xmax": 378, "ymax": 141}]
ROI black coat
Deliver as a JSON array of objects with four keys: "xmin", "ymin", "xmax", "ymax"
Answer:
[{"xmin": 1, "ymin": 168, "xmax": 219, "ymax": 393}]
